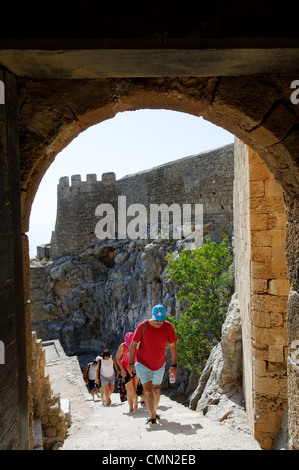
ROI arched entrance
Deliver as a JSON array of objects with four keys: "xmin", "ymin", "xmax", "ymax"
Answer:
[
  {"xmin": 0, "ymin": 55, "xmax": 298, "ymax": 447},
  {"xmin": 16, "ymin": 76, "xmax": 298, "ymax": 449}
]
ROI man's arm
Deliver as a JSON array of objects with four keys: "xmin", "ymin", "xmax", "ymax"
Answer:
[{"xmin": 169, "ymin": 342, "xmax": 178, "ymax": 380}]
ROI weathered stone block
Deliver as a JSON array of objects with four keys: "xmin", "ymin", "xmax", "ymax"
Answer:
[
  {"xmin": 265, "ymin": 179, "xmax": 283, "ymax": 198},
  {"xmin": 252, "ymin": 278, "xmax": 267, "ymax": 294},
  {"xmin": 252, "ymin": 325, "xmax": 287, "ymax": 346},
  {"xmin": 251, "ymin": 261, "xmax": 267, "ymax": 279},
  {"xmin": 254, "ymin": 376, "xmax": 278, "ymax": 396},
  {"xmin": 251, "ymin": 230, "xmax": 272, "ymax": 247},
  {"xmin": 255, "ymin": 432, "xmax": 274, "ymax": 450},
  {"xmin": 251, "ymin": 229, "xmax": 285, "ymax": 248},
  {"xmin": 250, "ymin": 180, "xmax": 265, "ymax": 197},
  {"xmin": 268, "ymin": 345, "xmax": 284, "ymax": 362},
  {"xmin": 278, "ymin": 379, "xmax": 288, "ymax": 400},
  {"xmin": 251, "ymin": 246, "xmax": 272, "ymax": 263},
  {"xmin": 250, "ymin": 196, "xmax": 285, "ymax": 214},
  {"xmin": 265, "ymin": 261, "xmax": 287, "ymax": 279},
  {"xmin": 251, "ymin": 309, "xmax": 270, "ymax": 328},
  {"xmin": 269, "ymin": 312, "xmax": 284, "ymax": 328},
  {"xmin": 270, "ymin": 230, "xmax": 286, "ymax": 247},
  {"xmin": 249, "ymin": 157, "xmax": 270, "ymax": 181},
  {"xmin": 251, "ymin": 294, "xmax": 288, "ymax": 313},
  {"xmin": 268, "ymin": 279, "xmax": 290, "ymax": 296},
  {"xmin": 251, "ymin": 214, "xmax": 270, "ymax": 231},
  {"xmin": 254, "ymin": 359, "xmax": 267, "ymax": 377},
  {"xmin": 250, "ymin": 101, "xmax": 297, "ymax": 148}
]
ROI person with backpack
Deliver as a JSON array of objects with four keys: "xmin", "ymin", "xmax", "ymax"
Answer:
[
  {"xmin": 83, "ymin": 359, "xmax": 100, "ymax": 401},
  {"xmin": 128, "ymin": 304, "xmax": 178, "ymax": 425},
  {"xmin": 97, "ymin": 349, "xmax": 119, "ymax": 405}
]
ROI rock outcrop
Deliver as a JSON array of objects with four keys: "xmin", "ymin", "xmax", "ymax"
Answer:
[
  {"xmin": 39, "ymin": 237, "xmax": 178, "ymax": 356},
  {"xmin": 189, "ymin": 294, "xmax": 249, "ymax": 432},
  {"xmin": 37, "ymin": 224, "xmax": 233, "ymax": 360}
]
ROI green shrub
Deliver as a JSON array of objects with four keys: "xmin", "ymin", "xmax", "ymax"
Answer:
[{"xmin": 166, "ymin": 237, "xmax": 234, "ymax": 373}]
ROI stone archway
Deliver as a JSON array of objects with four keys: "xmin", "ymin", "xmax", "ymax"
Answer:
[
  {"xmin": 1, "ymin": 67, "xmax": 298, "ymax": 448},
  {"xmin": 17, "ymin": 75, "xmax": 298, "ymax": 449}
]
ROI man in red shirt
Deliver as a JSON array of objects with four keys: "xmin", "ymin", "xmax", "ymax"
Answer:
[{"xmin": 128, "ymin": 304, "xmax": 178, "ymax": 424}]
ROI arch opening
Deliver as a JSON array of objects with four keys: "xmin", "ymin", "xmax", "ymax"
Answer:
[
  {"xmin": 14, "ymin": 76, "xmax": 299, "ymax": 450},
  {"xmin": 28, "ymin": 109, "xmax": 234, "ymax": 259}
]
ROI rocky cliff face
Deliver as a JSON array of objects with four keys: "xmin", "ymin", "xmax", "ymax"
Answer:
[
  {"xmin": 40, "ymin": 237, "xmax": 179, "ymax": 356},
  {"xmin": 39, "ymin": 224, "xmax": 232, "ymax": 359}
]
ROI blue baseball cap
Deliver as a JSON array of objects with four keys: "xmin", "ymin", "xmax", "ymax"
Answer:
[{"xmin": 152, "ymin": 304, "xmax": 166, "ymax": 321}]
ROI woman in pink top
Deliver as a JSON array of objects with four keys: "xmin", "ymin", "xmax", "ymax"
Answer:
[{"xmin": 116, "ymin": 332, "xmax": 139, "ymax": 413}]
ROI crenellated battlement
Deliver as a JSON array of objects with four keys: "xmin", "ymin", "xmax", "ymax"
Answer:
[{"xmin": 58, "ymin": 172, "xmax": 116, "ymax": 189}]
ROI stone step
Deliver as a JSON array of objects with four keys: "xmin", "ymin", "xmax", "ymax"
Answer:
[{"xmin": 61, "ymin": 393, "xmax": 261, "ymax": 451}]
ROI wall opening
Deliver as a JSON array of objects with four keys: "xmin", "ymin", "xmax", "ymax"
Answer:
[
  {"xmin": 15, "ymin": 76, "xmax": 297, "ymax": 450},
  {"xmin": 28, "ymin": 109, "xmax": 234, "ymax": 259},
  {"xmin": 27, "ymin": 108, "xmax": 289, "ymax": 451},
  {"xmin": 29, "ymin": 108, "xmax": 235, "ymax": 356}
]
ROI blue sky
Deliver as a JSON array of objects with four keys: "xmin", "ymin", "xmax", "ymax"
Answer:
[{"xmin": 28, "ymin": 109, "xmax": 234, "ymax": 258}]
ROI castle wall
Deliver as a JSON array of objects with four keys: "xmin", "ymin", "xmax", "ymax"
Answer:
[
  {"xmin": 50, "ymin": 172, "xmax": 116, "ymax": 258},
  {"xmin": 50, "ymin": 144, "xmax": 234, "ymax": 259},
  {"xmin": 116, "ymin": 144, "xmax": 233, "ymax": 236}
]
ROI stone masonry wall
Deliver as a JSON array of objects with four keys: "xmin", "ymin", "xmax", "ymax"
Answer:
[
  {"xmin": 31, "ymin": 332, "xmax": 68, "ymax": 450},
  {"xmin": 30, "ymin": 265, "xmax": 49, "ymax": 328},
  {"xmin": 0, "ymin": 69, "xmax": 29, "ymax": 450},
  {"xmin": 234, "ymin": 139, "xmax": 289, "ymax": 449},
  {"xmin": 50, "ymin": 172, "xmax": 117, "ymax": 258},
  {"xmin": 249, "ymin": 147, "xmax": 289, "ymax": 450},
  {"xmin": 50, "ymin": 145, "xmax": 233, "ymax": 259}
]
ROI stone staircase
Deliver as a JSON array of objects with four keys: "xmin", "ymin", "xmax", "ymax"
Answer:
[{"xmin": 42, "ymin": 340, "xmax": 261, "ymax": 451}]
